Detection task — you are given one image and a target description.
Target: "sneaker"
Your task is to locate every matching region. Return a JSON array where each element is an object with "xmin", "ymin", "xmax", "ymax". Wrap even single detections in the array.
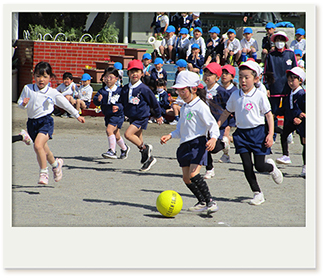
[
  {"xmin": 300, "ymin": 165, "xmax": 306, "ymax": 178},
  {"xmin": 219, "ymin": 154, "xmax": 231, "ymax": 163},
  {"xmin": 38, "ymin": 172, "xmax": 49, "ymax": 185},
  {"xmin": 276, "ymin": 155, "xmax": 292, "ymax": 165},
  {"xmin": 169, "ymin": 119, "xmax": 178, "ymax": 125},
  {"xmin": 207, "ymin": 200, "xmax": 219, "ymax": 214},
  {"xmin": 140, "ymin": 144, "xmax": 152, "ymax": 164},
  {"xmin": 19, "ymin": 129, "xmax": 32, "ymax": 145},
  {"xmin": 250, "ymin": 192, "xmax": 265, "ymax": 205},
  {"xmin": 287, "ymin": 133, "xmax": 294, "ymax": 144},
  {"xmin": 60, "ymin": 112, "xmax": 68, "ymax": 118},
  {"xmin": 204, "ymin": 168, "xmax": 215, "ymax": 179},
  {"xmin": 222, "ymin": 136, "xmax": 230, "ymax": 153},
  {"xmin": 52, "ymin": 158, "xmax": 64, "ymax": 182},
  {"xmin": 139, "ymin": 156, "xmax": 156, "ymax": 172},
  {"xmin": 266, "ymin": 158, "xmax": 283, "ymax": 184},
  {"xmin": 188, "ymin": 202, "xmax": 207, "ymax": 212},
  {"xmin": 119, "ymin": 145, "xmax": 130, "ymax": 160},
  {"xmin": 102, "ymin": 149, "xmax": 118, "ymax": 159}
]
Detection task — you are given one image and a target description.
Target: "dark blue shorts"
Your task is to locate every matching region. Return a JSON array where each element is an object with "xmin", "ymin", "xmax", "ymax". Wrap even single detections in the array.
[
  {"xmin": 27, "ymin": 114, "xmax": 54, "ymax": 141},
  {"xmin": 177, "ymin": 136, "xmax": 208, "ymax": 167},
  {"xmin": 105, "ymin": 115, "xmax": 124, "ymax": 129},
  {"xmin": 84, "ymin": 101, "xmax": 91, "ymax": 108},
  {"xmin": 129, "ymin": 118, "xmax": 148, "ymax": 130},
  {"xmin": 233, "ymin": 125, "xmax": 271, "ymax": 155}
]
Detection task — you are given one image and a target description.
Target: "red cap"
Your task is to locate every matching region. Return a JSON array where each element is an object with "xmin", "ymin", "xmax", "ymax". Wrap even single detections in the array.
[
  {"xmin": 127, "ymin": 59, "xmax": 143, "ymax": 71},
  {"xmin": 197, "ymin": 83, "xmax": 204, "ymax": 89},
  {"xmin": 222, "ymin": 64, "xmax": 236, "ymax": 77},
  {"xmin": 205, "ymin": 62, "xmax": 222, "ymax": 77}
]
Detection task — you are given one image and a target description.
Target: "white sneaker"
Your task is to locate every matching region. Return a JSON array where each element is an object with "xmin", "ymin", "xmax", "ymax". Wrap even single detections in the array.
[
  {"xmin": 287, "ymin": 133, "xmax": 294, "ymax": 144},
  {"xmin": 222, "ymin": 136, "xmax": 230, "ymax": 153},
  {"xmin": 169, "ymin": 119, "xmax": 178, "ymax": 125},
  {"xmin": 207, "ymin": 200, "xmax": 219, "ymax": 214},
  {"xmin": 266, "ymin": 158, "xmax": 283, "ymax": 184},
  {"xmin": 300, "ymin": 165, "xmax": 306, "ymax": 178},
  {"xmin": 219, "ymin": 154, "xmax": 231, "ymax": 163},
  {"xmin": 276, "ymin": 155, "xmax": 292, "ymax": 165},
  {"xmin": 188, "ymin": 202, "xmax": 207, "ymax": 212},
  {"xmin": 250, "ymin": 192, "xmax": 265, "ymax": 205},
  {"xmin": 204, "ymin": 168, "xmax": 215, "ymax": 179}
]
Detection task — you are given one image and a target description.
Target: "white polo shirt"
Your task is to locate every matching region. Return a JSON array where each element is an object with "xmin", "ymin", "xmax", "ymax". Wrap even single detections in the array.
[
  {"xmin": 75, "ymin": 84, "xmax": 93, "ymax": 102},
  {"xmin": 240, "ymin": 38, "xmax": 259, "ymax": 51},
  {"xmin": 56, "ymin": 82, "xmax": 76, "ymax": 96},
  {"xmin": 224, "ymin": 38, "xmax": 241, "ymax": 54},
  {"xmin": 226, "ymin": 87, "xmax": 271, "ymax": 129}
]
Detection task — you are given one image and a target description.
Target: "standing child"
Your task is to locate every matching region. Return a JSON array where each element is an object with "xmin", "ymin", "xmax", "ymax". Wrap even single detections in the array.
[
  {"xmin": 217, "ymin": 60, "xmax": 283, "ymax": 205},
  {"xmin": 240, "ymin": 27, "xmax": 259, "ymax": 62},
  {"xmin": 177, "ymin": 12, "xmax": 192, "ymax": 32},
  {"xmin": 275, "ymin": 67, "xmax": 306, "ymax": 177},
  {"xmin": 93, "ymin": 67, "xmax": 129, "ymax": 160},
  {"xmin": 17, "ymin": 61, "xmax": 85, "ymax": 185},
  {"xmin": 202, "ymin": 62, "xmax": 231, "ymax": 179},
  {"xmin": 113, "ymin": 62, "xmax": 124, "ymax": 87},
  {"xmin": 75, "ymin": 73, "xmax": 93, "ymax": 114},
  {"xmin": 160, "ymin": 71, "xmax": 219, "ymax": 215},
  {"xmin": 119, "ymin": 60, "xmax": 163, "ymax": 172},
  {"xmin": 223, "ymin": 29, "xmax": 242, "ymax": 66},
  {"xmin": 189, "ymin": 12, "xmax": 201, "ymax": 37}
]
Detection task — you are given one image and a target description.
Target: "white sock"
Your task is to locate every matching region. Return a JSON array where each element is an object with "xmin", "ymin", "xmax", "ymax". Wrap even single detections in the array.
[
  {"xmin": 117, "ymin": 138, "xmax": 127, "ymax": 151},
  {"xmin": 40, "ymin": 167, "xmax": 48, "ymax": 174},
  {"xmin": 108, "ymin": 135, "xmax": 116, "ymax": 152},
  {"xmin": 51, "ymin": 159, "xmax": 58, "ymax": 168}
]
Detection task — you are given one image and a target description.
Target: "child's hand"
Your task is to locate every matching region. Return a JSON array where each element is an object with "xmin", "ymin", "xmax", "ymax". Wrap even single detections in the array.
[
  {"xmin": 77, "ymin": 116, "xmax": 85, "ymax": 123},
  {"xmin": 156, "ymin": 116, "xmax": 164, "ymax": 125},
  {"xmin": 299, "ymin": 112, "xmax": 306, "ymax": 119},
  {"xmin": 206, "ymin": 138, "xmax": 217, "ymax": 151},
  {"xmin": 22, "ymin": 97, "xmax": 30, "ymax": 106},
  {"xmin": 207, "ymin": 41, "xmax": 213, "ymax": 47},
  {"xmin": 160, "ymin": 134, "xmax": 171, "ymax": 144},
  {"xmin": 112, "ymin": 105, "xmax": 119, "ymax": 113},
  {"xmin": 265, "ymin": 133, "xmax": 273, "ymax": 148},
  {"xmin": 97, "ymin": 94, "xmax": 103, "ymax": 102},
  {"xmin": 293, "ymin": 117, "xmax": 302, "ymax": 125}
]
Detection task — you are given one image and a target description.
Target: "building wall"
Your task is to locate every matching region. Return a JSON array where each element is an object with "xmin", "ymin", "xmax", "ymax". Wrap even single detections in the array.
[{"xmin": 16, "ymin": 40, "xmax": 127, "ymax": 93}]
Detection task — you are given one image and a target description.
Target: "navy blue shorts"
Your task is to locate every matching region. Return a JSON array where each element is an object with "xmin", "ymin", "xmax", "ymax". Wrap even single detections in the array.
[
  {"xmin": 129, "ymin": 118, "xmax": 148, "ymax": 130},
  {"xmin": 233, "ymin": 125, "xmax": 271, "ymax": 155},
  {"xmin": 27, "ymin": 114, "xmax": 54, "ymax": 141},
  {"xmin": 177, "ymin": 136, "xmax": 208, "ymax": 167},
  {"xmin": 84, "ymin": 101, "xmax": 91, "ymax": 109},
  {"xmin": 105, "ymin": 115, "xmax": 124, "ymax": 129}
]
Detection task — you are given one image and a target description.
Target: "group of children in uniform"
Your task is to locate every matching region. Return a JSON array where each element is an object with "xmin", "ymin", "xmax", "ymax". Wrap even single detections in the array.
[{"xmin": 16, "ymin": 21, "xmax": 306, "ymax": 215}]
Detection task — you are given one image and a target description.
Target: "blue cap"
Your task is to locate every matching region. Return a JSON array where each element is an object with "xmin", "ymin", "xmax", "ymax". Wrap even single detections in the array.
[
  {"xmin": 227, "ymin": 28, "xmax": 236, "ymax": 35},
  {"xmin": 81, "ymin": 73, "xmax": 91, "ymax": 81},
  {"xmin": 193, "ymin": 27, "xmax": 203, "ymax": 33},
  {"xmin": 154, "ymin": 57, "xmax": 164, "ymax": 65},
  {"xmin": 296, "ymin": 28, "xmax": 305, "ymax": 36},
  {"xmin": 243, "ymin": 27, "xmax": 253, "ymax": 34},
  {"xmin": 209, "ymin": 26, "xmax": 220, "ymax": 34},
  {"xmin": 113, "ymin": 62, "xmax": 123, "ymax": 70},
  {"xmin": 265, "ymin": 22, "xmax": 276, "ymax": 29},
  {"xmin": 294, "ymin": 49, "xmax": 303, "ymax": 56},
  {"xmin": 166, "ymin": 25, "xmax": 176, "ymax": 33},
  {"xmin": 191, "ymin": 43, "xmax": 200, "ymax": 49},
  {"xmin": 142, "ymin": 53, "xmax": 151, "ymax": 60},
  {"xmin": 179, "ymin": 27, "xmax": 189, "ymax": 34},
  {"xmin": 175, "ymin": 59, "xmax": 187, "ymax": 68}
]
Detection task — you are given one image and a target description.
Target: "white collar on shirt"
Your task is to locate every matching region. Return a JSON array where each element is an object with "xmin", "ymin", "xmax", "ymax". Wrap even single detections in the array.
[
  {"xmin": 185, "ymin": 96, "xmax": 200, "ymax": 107},
  {"xmin": 128, "ymin": 80, "xmax": 142, "ymax": 89},
  {"xmin": 205, "ymin": 83, "xmax": 219, "ymax": 95},
  {"xmin": 240, "ymin": 86, "xmax": 257, "ymax": 97},
  {"xmin": 105, "ymin": 85, "xmax": 118, "ymax": 93},
  {"xmin": 34, "ymin": 83, "xmax": 50, "ymax": 93}
]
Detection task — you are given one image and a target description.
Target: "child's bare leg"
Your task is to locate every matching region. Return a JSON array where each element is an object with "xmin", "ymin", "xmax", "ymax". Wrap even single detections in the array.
[
  {"xmin": 65, "ymin": 95, "xmax": 76, "ymax": 106},
  {"xmin": 33, "ymin": 133, "xmax": 51, "ymax": 170},
  {"xmin": 124, "ymin": 124, "xmax": 143, "ymax": 149}
]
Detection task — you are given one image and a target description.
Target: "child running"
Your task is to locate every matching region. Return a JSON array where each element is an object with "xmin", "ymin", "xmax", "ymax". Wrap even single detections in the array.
[
  {"xmin": 119, "ymin": 59, "xmax": 163, "ymax": 172},
  {"xmin": 17, "ymin": 61, "xmax": 85, "ymax": 185},
  {"xmin": 217, "ymin": 60, "xmax": 283, "ymax": 205},
  {"xmin": 93, "ymin": 67, "xmax": 130, "ymax": 160},
  {"xmin": 160, "ymin": 70, "xmax": 219, "ymax": 215}
]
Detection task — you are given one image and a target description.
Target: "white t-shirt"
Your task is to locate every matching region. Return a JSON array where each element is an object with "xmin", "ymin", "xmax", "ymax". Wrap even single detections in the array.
[
  {"xmin": 161, "ymin": 34, "xmax": 177, "ymax": 48},
  {"xmin": 224, "ymin": 38, "xmax": 241, "ymax": 54},
  {"xmin": 290, "ymin": 39, "xmax": 306, "ymax": 55},
  {"xmin": 186, "ymin": 37, "xmax": 206, "ymax": 57},
  {"xmin": 159, "ymin": 14, "xmax": 169, "ymax": 28},
  {"xmin": 240, "ymin": 37, "xmax": 259, "ymax": 52},
  {"xmin": 170, "ymin": 96, "xmax": 220, "ymax": 144},
  {"xmin": 56, "ymin": 82, "xmax": 76, "ymax": 96},
  {"xmin": 17, "ymin": 83, "xmax": 80, "ymax": 119},
  {"xmin": 226, "ymin": 87, "xmax": 271, "ymax": 129},
  {"xmin": 75, "ymin": 84, "xmax": 93, "ymax": 102}
]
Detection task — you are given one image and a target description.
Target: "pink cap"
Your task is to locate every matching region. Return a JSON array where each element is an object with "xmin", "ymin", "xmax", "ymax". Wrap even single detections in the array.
[
  {"xmin": 205, "ymin": 62, "xmax": 222, "ymax": 77},
  {"xmin": 222, "ymin": 64, "xmax": 236, "ymax": 77},
  {"xmin": 127, "ymin": 59, "xmax": 143, "ymax": 71},
  {"xmin": 270, "ymin": 31, "xmax": 289, "ymax": 42}
]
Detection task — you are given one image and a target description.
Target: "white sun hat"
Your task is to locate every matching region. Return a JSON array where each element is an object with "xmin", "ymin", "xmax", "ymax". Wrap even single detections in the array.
[
  {"xmin": 239, "ymin": 60, "xmax": 262, "ymax": 77},
  {"xmin": 286, "ymin": 66, "xmax": 306, "ymax": 82},
  {"xmin": 172, "ymin": 71, "xmax": 200, "ymax": 89},
  {"xmin": 270, "ymin": 31, "xmax": 289, "ymax": 42}
]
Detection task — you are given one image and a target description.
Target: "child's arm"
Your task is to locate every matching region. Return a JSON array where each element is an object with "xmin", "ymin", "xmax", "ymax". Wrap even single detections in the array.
[
  {"xmin": 217, "ymin": 109, "xmax": 231, "ymax": 127},
  {"xmin": 264, "ymin": 111, "xmax": 274, "ymax": 147},
  {"xmin": 160, "ymin": 133, "xmax": 172, "ymax": 144}
]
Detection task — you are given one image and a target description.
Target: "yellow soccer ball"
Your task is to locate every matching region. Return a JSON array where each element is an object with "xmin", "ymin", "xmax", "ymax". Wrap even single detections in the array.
[{"xmin": 156, "ymin": 190, "xmax": 183, "ymax": 217}]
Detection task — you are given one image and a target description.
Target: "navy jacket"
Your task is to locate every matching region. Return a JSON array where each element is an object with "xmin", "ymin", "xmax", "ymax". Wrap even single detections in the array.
[
  {"xmin": 93, "ymin": 87, "xmax": 124, "ymax": 118},
  {"xmin": 150, "ymin": 68, "xmax": 168, "ymax": 82},
  {"xmin": 275, "ymin": 87, "xmax": 305, "ymax": 125},
  {"xmin": 187, "ymin": 54, "xmax": 205, "ymax": 69},
  {"xmin": 119, "ymin": 82, "xmax": 162, "ymax": 120},
  {"xmin": 209, "ymin": 86, "xmax": 231, "ymax": 129},
  {"xmin": 264, "ymin": 49, "xmax": 297, "ymax": 97},
  {"xmin": 158, "ymin": 90, "xmax": 170, "ymax": 110}
]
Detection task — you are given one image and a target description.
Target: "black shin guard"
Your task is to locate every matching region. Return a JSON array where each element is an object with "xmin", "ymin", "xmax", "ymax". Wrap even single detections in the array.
[
  {"xmin": 186, "ymin": 182, "xmax": 205, "ymax": 203},
  {"xmin": 190, "ymin": 174, "xmax": 212, "ymax": 204}
]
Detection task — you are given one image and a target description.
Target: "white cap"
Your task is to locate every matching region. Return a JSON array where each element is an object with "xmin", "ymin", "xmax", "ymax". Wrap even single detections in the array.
[
  {"xmin": 270, "ymin": 31, "xmax": 289, "ymax": 42},
  {"xmin": 239, "ymin": 60, "xmax": 262, "ymax": 77},
  {"xmin": 172, "ymin": 71, "xmax": 200, "ymax": 88},
  {"xmin": 192, "ymin": 12, "xmax": 200, "ymax": 17},
  {"xmin": 286, "ymin": 67, "xmax": 306, "ymax": 82}
]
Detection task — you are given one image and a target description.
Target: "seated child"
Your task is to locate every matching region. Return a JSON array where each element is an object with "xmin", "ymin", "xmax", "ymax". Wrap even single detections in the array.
[
  {"xmin": 223, "ymin": 28, "xmax": 242, "ymax": 66},
  {"xmin": 56, "ymin": 72, "xmax": 77, "ymax": 117},
  {"xmin": 261, "ymin": 22, "xmax": 276, "ymax": 65},
  {"xmin": 154, "ymin": 79, "xmax": 174, "ymax": 121},
  {"xmin": 175, "ymin": 28, "xmax": 190, "ymax": 60},
  {"xmin": 204, "ymin": 26, "xmax": 224, "ymax": 65},
  {"xmin": 187, "ymin": 43, "xmax": 205, "ymax": 74},
  {"xmin": 150, "ymin": 57, "xmax": 168, "ymax": 90},
  {"xmin": 290, "ymin": 28, "xmax": 306, "ymax": 61},
  {"xmin": 159, "ymin": 25, "xmax": 177, "ymax": 64},
  {"xmin": 174, "ymin": 59, "xmax": 187, "ymax": 83},
  {"xmin": 240, "ymin": 27, "xmax": 259, "ymax": 62},
  {"xmin": 113, "ymin": 62, "xmax": 124, "ymax": 87},
  {"xmin": 141, "ymin": 53, "xmax": 154, "ymax": 86},
  {"xmin": 74, "ymin": 73, "xmax": 93, "ymax": 114},
  {"xmin": 186, "ymin": 27, "xmax": 206, "ymax": 59},
  {"xmin": 294, "ymin": 49, "xmax": 305, "ymax": 69}
]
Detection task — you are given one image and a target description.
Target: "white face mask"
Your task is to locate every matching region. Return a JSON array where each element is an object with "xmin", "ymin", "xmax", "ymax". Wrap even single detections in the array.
[{"xmin": 275, "ymin": 41, "xmax": 285, "ymax": 49}]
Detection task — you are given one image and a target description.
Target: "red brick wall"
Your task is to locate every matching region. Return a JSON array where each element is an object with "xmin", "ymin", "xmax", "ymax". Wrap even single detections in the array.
[{"xmin": 16, "ymin": 40, "xmax": 127, "ymax": 93}]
